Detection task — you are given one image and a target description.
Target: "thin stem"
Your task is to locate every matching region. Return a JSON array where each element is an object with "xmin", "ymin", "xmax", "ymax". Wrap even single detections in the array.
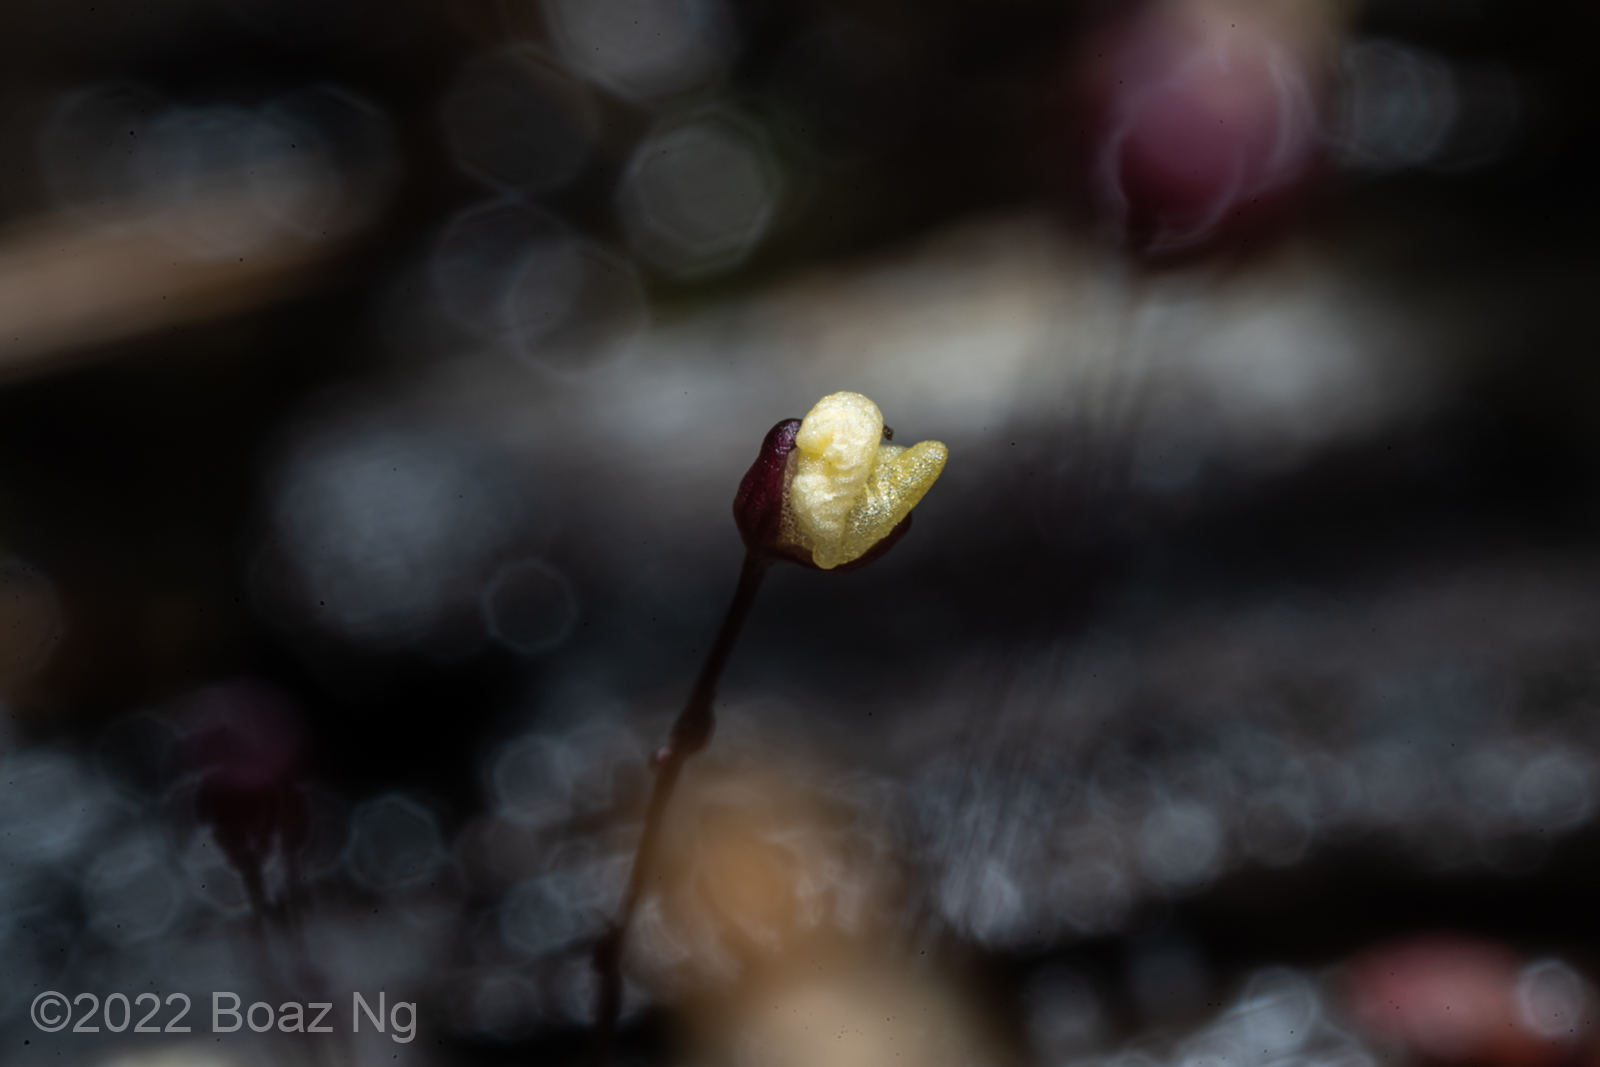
[{"xmin": 591, "ymin": 549, "xmax": 772, "ymax": 1065}]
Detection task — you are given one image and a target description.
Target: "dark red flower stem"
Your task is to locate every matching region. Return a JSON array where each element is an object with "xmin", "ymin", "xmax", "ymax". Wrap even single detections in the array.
[{"xmin": 591, "ymin": 548, "xmax": 772, "ymax": 1065}]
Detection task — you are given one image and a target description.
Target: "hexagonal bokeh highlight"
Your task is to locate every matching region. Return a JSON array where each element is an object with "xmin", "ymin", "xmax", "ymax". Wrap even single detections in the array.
[
  {"xmin": 543, "ymin": 0, "xmax": 735, "ymax": 104},
  {"xmin": 616, "ymin": 111, "xmax": 781, "ymax": 278},
  {"xmin": 429, "ymin": 198, "xmax": 649, "ymax": 372}
]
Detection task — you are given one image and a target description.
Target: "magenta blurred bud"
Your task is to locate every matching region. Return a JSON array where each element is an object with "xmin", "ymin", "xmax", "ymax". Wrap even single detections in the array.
[
  {"xmin": 1086, "ymin": 5, "xmax": 1322, "ymax": 255},
  {"xmin": 1340, "ymin": 934, "xmax": 1572, "ymax": 1067},
  {"xmin": 187, "ymin": 681, "xmax": 308, "ymax": 901}
]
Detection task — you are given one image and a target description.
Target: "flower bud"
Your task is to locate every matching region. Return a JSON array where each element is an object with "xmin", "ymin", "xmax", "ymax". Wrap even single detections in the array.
[
  {"xmin": 733, "ymin": 392, "xmax": 947, "ymax": 570},
  {"xmin": 1340, "ymin": 935, "xmax": 1567, "ymax": 1067},
  {"xmin": 186, "ymin": 681, "xmax": 308, "ymax": 905},
  {"xmin": 733, "ymin": 417, "xmax": 801, "ymax": 558},
  {"xmin": 1083, "ymin": 1, "xmax": 1324, "ymax": 256}
]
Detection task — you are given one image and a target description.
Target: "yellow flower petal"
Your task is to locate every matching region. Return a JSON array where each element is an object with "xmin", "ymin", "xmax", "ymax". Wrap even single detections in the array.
[{"xmin": 789, "ymin": 392, "xmax": 947, "ymax": 570}]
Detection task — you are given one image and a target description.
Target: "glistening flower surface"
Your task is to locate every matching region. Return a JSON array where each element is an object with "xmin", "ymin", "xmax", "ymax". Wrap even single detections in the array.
[
  {"xmin": 791, "ymin": 392, "xmax": 947, "ymax": 570},
  {"xmin": 734, "ymin": 391, "xmax": 948, "ymax": 570}
]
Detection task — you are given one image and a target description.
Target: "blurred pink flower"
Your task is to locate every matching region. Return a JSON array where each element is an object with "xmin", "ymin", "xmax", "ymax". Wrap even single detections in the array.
[
  {"xmin": 1341, "ymin": 934, "xmax": 1572, "ymax": 1067},
  {"xmin": 187, "ymin": 680, "xmax": 308, "ymax": 907},
  {"xmin": 1085, "ymin": 3, "xmax": 1322, "ymax": 255}
]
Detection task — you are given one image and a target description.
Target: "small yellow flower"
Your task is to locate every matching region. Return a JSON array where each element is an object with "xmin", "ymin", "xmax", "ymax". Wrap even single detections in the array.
[{"xmin": 788, "ymin": 392, "xmax": 947, "ymax": 570}]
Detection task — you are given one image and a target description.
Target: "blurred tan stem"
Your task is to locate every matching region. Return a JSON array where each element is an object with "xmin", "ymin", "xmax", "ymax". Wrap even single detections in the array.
[{"xmin": 591, "ymin": 549, "xmax": 772, "ymax": 1064}]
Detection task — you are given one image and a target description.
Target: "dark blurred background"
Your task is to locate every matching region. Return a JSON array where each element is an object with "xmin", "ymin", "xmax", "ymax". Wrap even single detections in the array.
[{"xmin": 2, "ymin": 2, "xmax": 1600, "ymax": 1067}]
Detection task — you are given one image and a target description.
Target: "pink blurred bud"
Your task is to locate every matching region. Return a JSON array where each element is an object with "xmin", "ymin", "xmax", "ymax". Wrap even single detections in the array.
[
  {"xmin": 1084, "ymin": 3, "xmax": 1322, "ymax": 255},
  {"xmin": 186, "ymin": 681, "xmax": 308, "ymax": 906},
  {"xmin": 1340, "ymin": 935, "xmax": 1570, "ymax": 1067},
  {"xmin": 189, "ymin": 681, "xmax": 300, "ymax": 790}
]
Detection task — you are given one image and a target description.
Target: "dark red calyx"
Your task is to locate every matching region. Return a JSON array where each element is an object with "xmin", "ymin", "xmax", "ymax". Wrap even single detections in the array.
[
  {"xmin": 732, "ymin": 418, "xmax": 800, "ymax": 554},
  {"xmin": 731, "ymin": 416, "xmax": 916, "ymax": 571}
]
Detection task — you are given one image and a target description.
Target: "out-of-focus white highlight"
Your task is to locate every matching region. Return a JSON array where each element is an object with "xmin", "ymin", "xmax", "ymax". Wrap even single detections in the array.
[
  {"xmin": 44, "ymin": 83, "xmax": 394, "ymax": 258},
  {"xmin": 86, "ymin": 833, "xmax": 185, "ymax": 943},
  {"xmin": 0, "ymin": 752, "xmax": 113, "ymax": 863},
  {"xmin": 347, "ymin": 794, "xmax": 447, "ymax": 892},
  {"xmin": 432, "ymin": 200, "xmax": 570, "ymax": 341},
  {"xmin": 1139, "ymin": 800, "xmax": 1224, "ymax": 889},
  {"xmin": 1091, "ymin": 966, "xmax": 1373, "ymax": 1067},
  {"xmin": 505, "ymin": 239, "xmax": 650, "ymax": 373},
  {"xmin": 544, "ymin": 0, "xmax": 735, "ymax": 103},
  {"xmin": 618, "ymin": 111, "xmax": 781, "ymax": 278},
  {"xmin": 183, "ymin": 827, "xmax": 253, "ymax": 914},
  {"xmin": 1515, "ymin": 959, "xmax": 1588, "ymax": 1040},
  {"xmin": 1332, "ymin": 40, "xmax": 1518, "ymax": 173},
  {"xmin": 1026, "ymin": 967, "xmax": 1106, "ymax": 1061},
  {"xmin": 430, "ymin": 199, "xmax": 648, "ymax": 372},
  {"xmin": 499, "ymin": 852, "xmax": 628, "ymax": 957},
  {"xmin": 264, "ymin": 424, "xmax": 535, "ymax": 647},
  {"xmin": 483, "ymin": 560, "xmax": 578, "ymax": 655},
  {"xmin": 38, "ymin": 82, "xmax": 166, "ymax": 213},
  {"xmin": 6, "ymin": 82, "xmax": 395, "ymax": 379},
  {"xmin": 1512, "ymin": 750, "xmax": 1592, "ymax": 831},
  {"xmin": 1334, "ymin": 40, "xmax": 1455, "ymax": 171},
  {"xmin": 487, "ymin": 723, "xmax": 644, "ymax": 834}
]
